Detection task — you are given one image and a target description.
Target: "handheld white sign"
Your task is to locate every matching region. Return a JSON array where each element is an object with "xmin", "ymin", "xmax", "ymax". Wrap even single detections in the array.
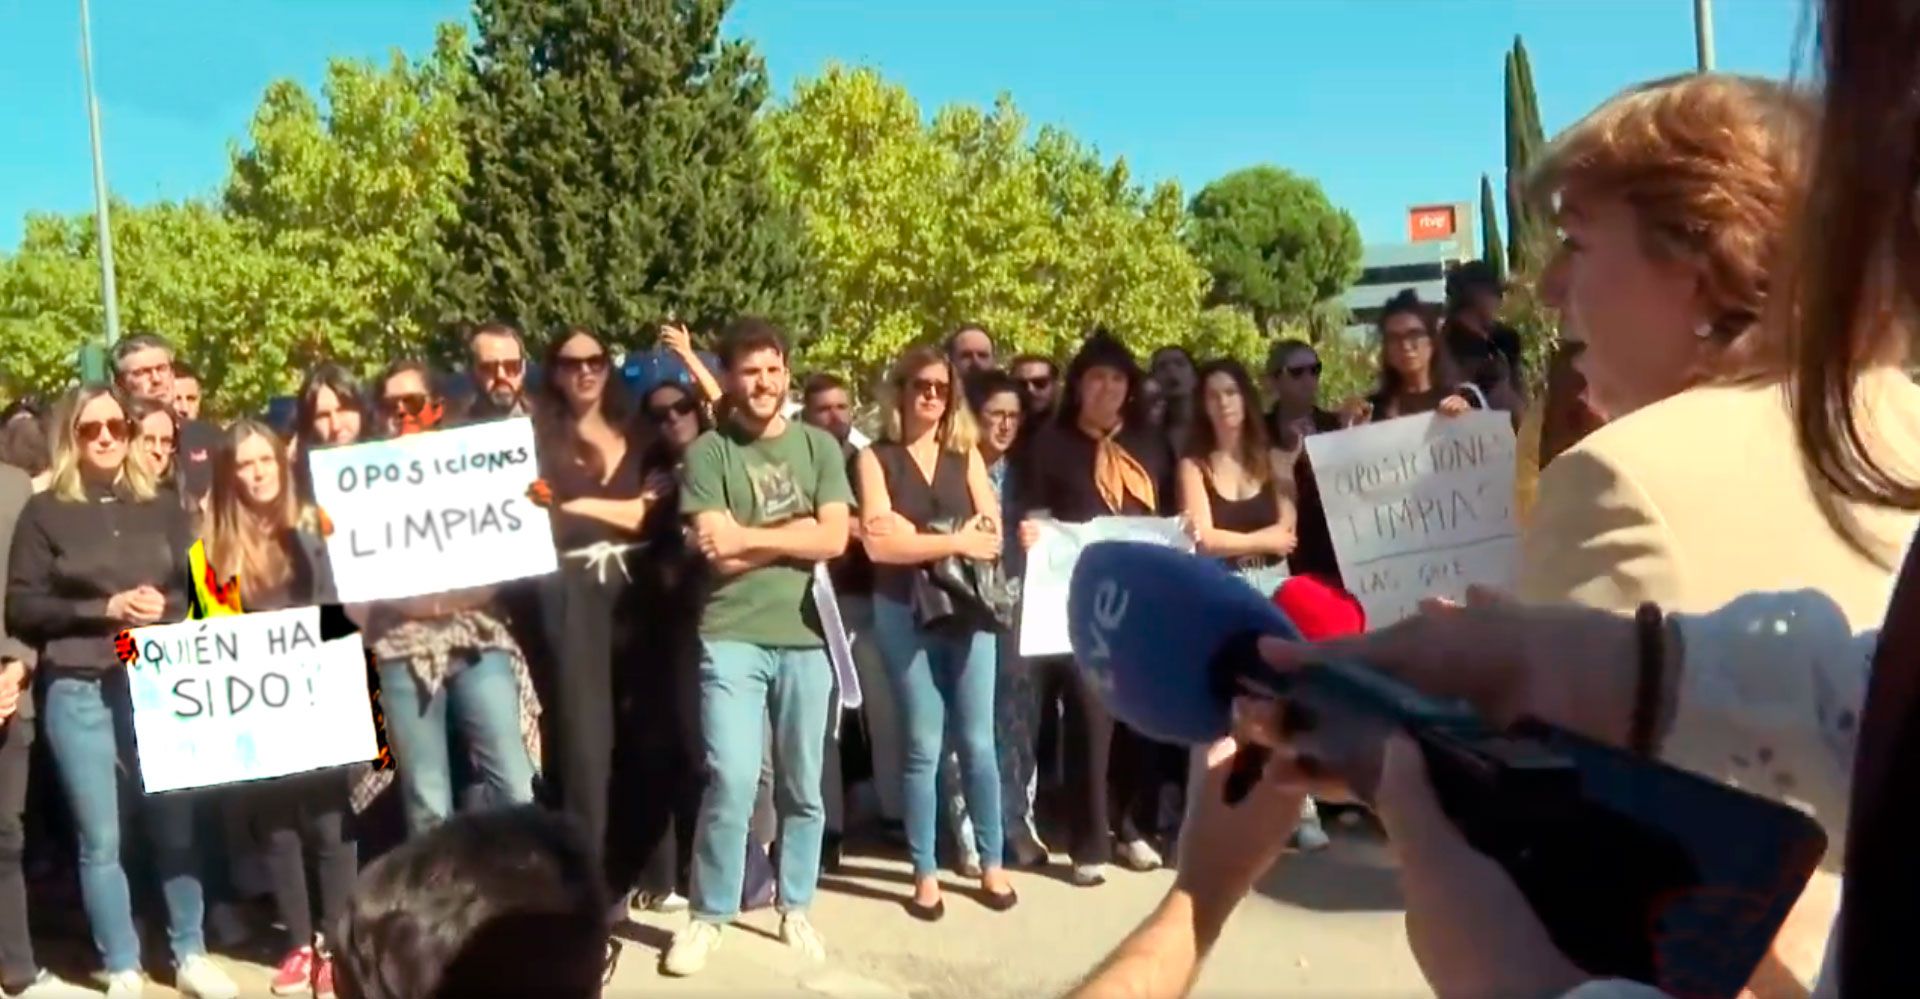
[
  {"xmin": 1018, "ymin": 516, "xmax": 1193, "ymax": 657},
  {"xmin": 1304, "ymin": 411, "xmax": 1519, "ymax": 627},
  {"xmin": 125, "ymin": 607, "xmax": 380, "ymax": 793},
  {"xmin": 307, "ymin": 418, "xmax": 558, "ymax": 602}
]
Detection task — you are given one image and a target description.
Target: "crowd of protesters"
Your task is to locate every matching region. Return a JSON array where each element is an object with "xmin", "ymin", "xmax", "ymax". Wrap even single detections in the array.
[{"xmin": 0, "ymin": 266, "xmax": 1526, "ymax": 997}]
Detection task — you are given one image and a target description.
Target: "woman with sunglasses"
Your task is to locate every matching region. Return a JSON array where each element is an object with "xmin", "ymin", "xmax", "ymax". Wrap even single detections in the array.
[
  {"xmin": 4, "ymin": 384, "xmax": 238, "ymax": 998},
  {"xmin": 1340, "ymin": 290, "xmax": 1481, "ymax": 427},
  {"xmin": 346, "ymin": 360, "xmax": 540, "ymax": 839},
  {"xmin": 202, "ymin": 419, "xmax": 356, "ymax": 998},
  {"xmin": 857, "ymin": 346, "xmax": 1017, "ymax": 919},
  {"xmin": 529, "ymin": 328, "xmax": 667, "ymax": 921},
  {"xmin": 627, "ymin": 380, "xmax": 712, "ymax": 913}
]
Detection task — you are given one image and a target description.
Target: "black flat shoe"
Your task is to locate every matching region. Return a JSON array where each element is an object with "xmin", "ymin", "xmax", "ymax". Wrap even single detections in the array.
[
  {"xmin": 906, "ymin": 896, "xmax": 946, "ymax": 922},
  {"xmin": 981, "ymin": 887, "xmax": 1019, "ymax": 913}
]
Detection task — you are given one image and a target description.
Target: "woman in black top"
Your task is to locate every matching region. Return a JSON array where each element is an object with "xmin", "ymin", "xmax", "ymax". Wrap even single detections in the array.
[
  {"xmin": 627, "ymin": 380, "xmax": 711, "ymax": 913},
  {"xmin": 4, "ymin": 384, "xmax": 237, "ymax": 997},
  {"xmin": 291, "ymin": 364, "xmax": 368, "ymax": 508},
  {"xmin": 1016, "ymin": 331, "xmax": 1179, "ymax": 885},
  {"xmin": 1176, "ymin": 359, "xmax": 1297, "ymax": 590},
  {"xmin": 202, "ymin": 419, "xmax": 355, "ymax": 997},
  {"xmin": 531, "ymin": 328, "xmax": 668, "ymax": 919},
  {"xmin": 1342, "ymin": 289, "xmax": 1481, "ymax": 425},
  {"xmin": 857, "ymin": 346, "xmax": 1014, "ymax": 919}
]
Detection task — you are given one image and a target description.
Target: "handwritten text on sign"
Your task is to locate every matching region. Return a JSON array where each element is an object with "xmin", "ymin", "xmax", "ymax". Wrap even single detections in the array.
[
  {"xmin": 1020, "ymin": 517, "xmax": 1193, "ymax": 657},
  {"xmin": 307, "ymin": 417, "xmax": 557, "ymax": 602},
  {"xmin": 125, "ymin": 607, "xmax": 380, "ymax": 793},
  {"xmin": 1304, "ymin": 412, "xmax": 1518, "ymax": 627}
]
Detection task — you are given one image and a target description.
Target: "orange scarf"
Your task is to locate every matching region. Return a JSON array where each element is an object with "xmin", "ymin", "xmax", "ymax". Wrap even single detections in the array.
[{"xmin": 1089, "ymin": 424, "xmax": 1156, "ymax": 514}]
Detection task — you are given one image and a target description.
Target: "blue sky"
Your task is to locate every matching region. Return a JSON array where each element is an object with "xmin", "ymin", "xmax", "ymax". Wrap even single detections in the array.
[{"xmin": 1, "ymin": 0, "xmax": 1808, "ymax": 251}]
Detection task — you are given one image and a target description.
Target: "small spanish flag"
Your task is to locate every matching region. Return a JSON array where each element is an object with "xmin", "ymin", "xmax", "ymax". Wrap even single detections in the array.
[{"xmin": 186, "ymin": 539, "xmax": 245, "ymax": 619}]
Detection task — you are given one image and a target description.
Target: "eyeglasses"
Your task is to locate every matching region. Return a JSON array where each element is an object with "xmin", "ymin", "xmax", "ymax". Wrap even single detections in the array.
[
  {"xmin": 1019, "ymin": 376, "xmax": 1053, "ymax": 391},
  {"xmin": 1384, "ymin": 327, "xmax": 1432, "ymax": 346},
  {"xmin": 981, "ymin": 409, "xmax": 1021, "ymax": 426},
  {"xmin": 555, "ymin": 354, "xmax": 608, "ymax": 375},
  {"xmin": 648, "ymin": 397, "xmax": 698, "ymax": 423},
  {"xmin": 77, "ymin": 419, "xmax": 132, "ymax": 442},
  {"xmin": 909, "ymin": 377, "xmax": 951, "ymax": 399},
  {"xmin": 120, "ymin": 363, "xmax": 170, "ymax": 383},
  {"xmin": 476, "ymin": 359, "xmax": 525, "ymax": 380},
  {"xmin": 383, "ymin": 394, "xmax": 430, "ymax": 418},
  {"xmin": 1273, "ymin": 362, "xmax": 1323, "ymax": 378}
]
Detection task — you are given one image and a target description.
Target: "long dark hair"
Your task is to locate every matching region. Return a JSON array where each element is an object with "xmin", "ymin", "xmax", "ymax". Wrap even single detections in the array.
[
  {"xmin": 1800, "ymin": 2, "xmax": 1920, "ymax": 992},
  {"xmin": 1056, "ymin": 329, "xmax": 1149, "ymax": 431},
  {"xmin": 639, "ymin": 381, "xmax": 710, "ymax": 471},
  {"xmin": 534, "ymin": 327, "xmax": 638, "ymax": 481},
  {"xmin": 1372, "ymin": 289, "xmax": 1462, "ymax": 407},
  {"xmin": 1184, "ymin": 359, "xmax": 1274, "ymax": 486},
  {"xmin": 296, "ymin": 364, "xmax": 368, "ymax": 449}
]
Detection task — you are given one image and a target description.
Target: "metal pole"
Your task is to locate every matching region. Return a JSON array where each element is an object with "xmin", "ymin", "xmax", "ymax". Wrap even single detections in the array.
[
  {"xmin": 79, "ymin": 0, "xmax": 121, "ymax": 350},
  {"xmin": 1694, "ymin": 0, "xmax": 1716, "ymax": 72}
]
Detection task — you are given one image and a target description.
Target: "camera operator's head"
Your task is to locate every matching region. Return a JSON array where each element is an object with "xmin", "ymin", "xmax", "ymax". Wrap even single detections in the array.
[{"xmin": 334, "ymin": 806, "xmax": 607, "ymax": 999}]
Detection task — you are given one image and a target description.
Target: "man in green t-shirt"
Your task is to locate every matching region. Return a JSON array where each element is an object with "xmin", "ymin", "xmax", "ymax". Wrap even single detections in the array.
[{"xmin": 664, "ymin": 318, "xmax": 852, "ymax": 977}]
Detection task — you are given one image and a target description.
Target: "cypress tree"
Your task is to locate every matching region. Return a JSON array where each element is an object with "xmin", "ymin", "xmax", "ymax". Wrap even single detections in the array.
[
  {"xmin": 439, "ymin": 0, "xmax": 815, "ymax": 344},
  {"xmin": 1479, "ymin": 173, "xmax": 1506, "ymax": 282},
  {"xmin": 1504, "ymin": 36, "xmax": 1548, "ymax": 274}
]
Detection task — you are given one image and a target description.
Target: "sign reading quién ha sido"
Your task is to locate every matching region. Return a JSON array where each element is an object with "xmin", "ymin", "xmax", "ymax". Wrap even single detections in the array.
[
  {"xmin": 1305, "ymin": 411, "xmax": 1519, "ymax": 627},
  {"xmin": 124, "ymin": 606, "xmax": 380, "ymax": 793},
  {"xmin": 306, "ymin": 417, "xmax": 558, "ymax": 602}
]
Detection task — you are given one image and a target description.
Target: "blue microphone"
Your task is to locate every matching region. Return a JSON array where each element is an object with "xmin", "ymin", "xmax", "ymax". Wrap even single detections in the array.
[{"xmin": 1065, "ymin": 541, "xmax": 1299, "ymax": 747}]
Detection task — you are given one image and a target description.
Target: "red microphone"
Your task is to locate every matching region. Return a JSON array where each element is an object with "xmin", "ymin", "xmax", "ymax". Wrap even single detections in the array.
[{"xmin": 1221, "ymin": 574, "xmax": 1367, "ymax": 804}]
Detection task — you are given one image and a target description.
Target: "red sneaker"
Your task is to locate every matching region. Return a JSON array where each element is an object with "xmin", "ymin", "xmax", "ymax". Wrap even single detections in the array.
[
  {"xmin": 312, "ymin": 954, "xmax": 336, "ymax": 999},
  {"xmin": 271, "ymin": 946, "xmax": 315, "ymax": 996}
]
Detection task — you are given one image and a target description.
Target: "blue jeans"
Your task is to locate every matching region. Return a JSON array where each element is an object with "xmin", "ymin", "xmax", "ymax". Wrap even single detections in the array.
[
  {"xmin": 377, "ymin": 650, "xmax": 535, "ymax": 836},
  {"xmin": 873, "ymin": 599, "xmax": 1004, "ymax": 876},
  {"xmin": 691, "ymin": 642, "xmax": 833, "ymax": 923},
  {"xmin": 42, "ymin": 677, "xmax": 206, "ymax": 973}
]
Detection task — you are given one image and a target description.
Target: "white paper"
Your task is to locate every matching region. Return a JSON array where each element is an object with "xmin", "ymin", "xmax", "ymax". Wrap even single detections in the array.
[
  {"xmin": 125, "ymin": 607, "xmax": 380, "ymax": 793},
  {"xmin": 1304, "ymin": 411, "xmax": 1519, "ymax": 628},
  {"xmin": 307, "ymin": 418, "xmax": 558, "ymax": 602},
  {"xmin": 1018, "ymin": 516, "xmax": 1193, "ymax": 657},
  {"xmin": 811, "ymin": 563, "xmax": 862, "ymax": 711}
]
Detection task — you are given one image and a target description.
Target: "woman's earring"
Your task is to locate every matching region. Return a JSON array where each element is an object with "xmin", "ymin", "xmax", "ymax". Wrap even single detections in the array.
[{"xmin": 1693, "ymin": 320, "xmax": 1714, "ymax": 339}]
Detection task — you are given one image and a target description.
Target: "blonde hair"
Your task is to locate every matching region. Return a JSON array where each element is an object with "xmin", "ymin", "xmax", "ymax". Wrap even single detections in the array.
[
  {"xmin": 880, "ymin": 347, "xmax": 978, "ymax": 454},
  {"xmin": 1529, "ymin": 73, "xmax": 1813, "ymax": 378},
  {"xmin": 47, "ymin": 384, "xmax": 157, "ymax": 503},
  {"xmin": 204, "ymin": 419, "xmax": 301, "ymax": 605}
]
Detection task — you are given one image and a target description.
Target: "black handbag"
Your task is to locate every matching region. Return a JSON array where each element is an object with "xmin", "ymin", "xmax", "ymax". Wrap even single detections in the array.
[{"xmin": 910, "ymin": 518, "xmax": 1018, "ymax": 632}]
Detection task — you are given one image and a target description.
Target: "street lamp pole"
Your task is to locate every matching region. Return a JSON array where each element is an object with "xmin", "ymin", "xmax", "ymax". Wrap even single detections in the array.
[
  {"xmin": 79, "ymin": 0, "xmax": 121, "ymax": 357},
  {"xmin": 1694, "ymin": 0, "xmax": 1716, "ymax": 72}
]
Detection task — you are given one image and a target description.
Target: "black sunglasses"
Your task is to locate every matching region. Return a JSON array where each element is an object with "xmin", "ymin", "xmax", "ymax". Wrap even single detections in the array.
[
  {"xmin": 383, "ymin": 393, "xmax": 430, "ymax": 417},
  {"xmin": 648, "ymin": 397, "xmax": 698, "ymax": 423},
  {"xmin": 1020, "ymin": 376, "xmax": 1053, "ymax": 391},
  {"xmin": 1274, "ymin": 362, "xmax": 1323, "ymax": 378},
  {"xmin": 555, "ymin": 353, "xmax": 609, "ymax": 375}
]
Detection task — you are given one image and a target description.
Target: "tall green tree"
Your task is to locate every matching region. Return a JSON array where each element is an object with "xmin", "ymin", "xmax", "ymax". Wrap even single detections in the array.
[
  {"xmin": 761, "ymin": 65, "xmax": 1220, "ymax": 379},
  {"xmin": 1479, "ymin": 173, "xmax": 1507, "ymax": 281},
  {"xmin": 1504, "ymin": 36, "xmax": 1549, "ymax": 273},
  {"xmin": 1184, "ymin": 165, "xmax": 1362, "ymax": 335},
  {"xmin": 442, "ymin": 0, "xmax": 814, "ymax": 344},
  {"xmin": 225, "ymin": 23, "xmax": 471, "ymax": 376},
  {"xmin": 0, "ymin": 201, "xmax": 313, "ymax": 410}
]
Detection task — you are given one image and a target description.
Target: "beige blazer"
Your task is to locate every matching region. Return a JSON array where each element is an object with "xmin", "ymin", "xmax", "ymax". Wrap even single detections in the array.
[
  {"xmin": 1519, "ymin": 367, "xmax": 1920, "ymax": 996},
  {"xmin": 1520, "ymin": 368, "xmax": 1920, "ymax": 628}
]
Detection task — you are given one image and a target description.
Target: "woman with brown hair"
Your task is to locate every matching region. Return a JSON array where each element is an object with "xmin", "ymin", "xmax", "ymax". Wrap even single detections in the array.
[
  {"xmin": 1224, "ymin": 22, "xmax": 1920, "ymax": 997},
  {"xmin": 1340, "ymin": 290, "xmax": 1481, "ymax": 426},
  {"xmin": 203, "ymin": 419, "xmax": 355, "ymax": 998},
  {"xmin": 857, "ymin": 346, "xmax": 1015, "ymax": 919}
]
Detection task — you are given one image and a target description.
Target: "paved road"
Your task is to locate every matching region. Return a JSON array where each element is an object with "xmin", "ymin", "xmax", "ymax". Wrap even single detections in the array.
[{"xmin": 37, "ymin": 824, "xmax": 1424, "ymax": 997}]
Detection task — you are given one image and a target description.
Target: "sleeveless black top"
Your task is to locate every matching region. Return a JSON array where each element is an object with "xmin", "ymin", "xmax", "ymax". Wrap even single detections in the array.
[
  {"xmin": 546, "ymin": 434, "xmax": 645, "ymax": 550},
  {"xmin": 870, "ymin": 442, "xmax": 975, "ymax": 603},
  {"xmin": 1204, "ymin": 468, "xmax": 1282, "ymax": 570}
]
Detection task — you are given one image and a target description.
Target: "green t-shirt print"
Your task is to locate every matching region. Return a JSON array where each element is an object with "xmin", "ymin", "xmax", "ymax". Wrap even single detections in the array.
[{"xmin": 680, "ymin": 420, "xmax": 854, "ymax": 647}]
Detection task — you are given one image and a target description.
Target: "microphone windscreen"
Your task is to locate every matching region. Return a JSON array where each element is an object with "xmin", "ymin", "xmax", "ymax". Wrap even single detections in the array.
[
  {"xmin": 1067, "ymin": 542, "xmax": 1298, "ymax": 745},
  {"xmin": 1273, "ymin": 574, "xmax": 1367, "ymax": 641}
]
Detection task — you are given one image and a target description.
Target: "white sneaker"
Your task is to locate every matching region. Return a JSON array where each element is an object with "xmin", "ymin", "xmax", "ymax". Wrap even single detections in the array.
[
  {"xmin": 103, "ymin": 971, "xmax": 144, "ymax": 999},
  {"xmin": 662, "ymin": 920, "xmax": 722, "ymax": 977},
  {"xmin": 175, "ymin": 955, "xmax": 239, "ymax": 999},
  {"xmin": 1117, "ymin": 838, "xmax": 1163, "ymax": 871},
  {"xmin": 780, "ymin": 911, "xmax": 826, "ymax": 962},
  {"xmin": 11, "ymin": 971, "xmax": 98, "ymax": 998}
]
